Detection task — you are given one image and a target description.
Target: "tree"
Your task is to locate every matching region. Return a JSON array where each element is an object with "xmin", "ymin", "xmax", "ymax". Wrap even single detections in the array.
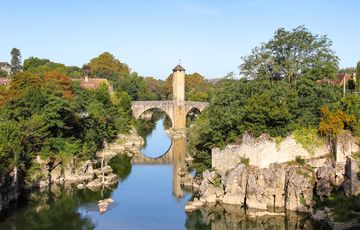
[
  {"xmin": 348, "ymin": 78, "xmax": 356, "ymax": 93},
  {"xmin": 88, "ymin": 52, "xmax": 130, "ymax": 80},
  {"xmin": 319, "ymin": 106, "xmax": 355, "ymax": 144},
  {"xmin": 23, "ymin": 57, "xmax": 51, "ymax": 71},
  {"xmin": 0, "ymin": 70, "xmax": 8, "ymax": 78},
  {"xmin": 10, "ymin": 48, "xmax": 22, "ymax": 74},
  {"xmin": 357, "ymin": 61, "xmax": 360, "ymax": 90},
  {"xmin": 240, "ymin": 26, "xmax": 339, "ymax": 83}
]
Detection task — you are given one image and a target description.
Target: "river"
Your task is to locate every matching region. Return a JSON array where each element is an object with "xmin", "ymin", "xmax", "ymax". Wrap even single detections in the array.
[{"xmin": 0, "ymin": 110, "xmax": 328, "ymax": 229}]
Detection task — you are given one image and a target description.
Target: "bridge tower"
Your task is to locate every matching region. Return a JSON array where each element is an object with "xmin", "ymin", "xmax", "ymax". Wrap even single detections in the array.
[{"xmin": 172, "ymin": 65, "xmax": 186, "ymax": 129}]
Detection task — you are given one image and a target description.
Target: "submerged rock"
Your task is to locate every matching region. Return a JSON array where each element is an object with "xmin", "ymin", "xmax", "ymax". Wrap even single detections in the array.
[{"xmin": 98, "ymin": 198, "xmax": 114, "ymax": 214}]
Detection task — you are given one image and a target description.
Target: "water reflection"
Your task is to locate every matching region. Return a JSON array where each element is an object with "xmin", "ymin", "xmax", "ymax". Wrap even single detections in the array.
[
  {"xmin": 185, "ymin": 205, "xmax": 330, "ymax": 230},
  {"xmin": 0, "ymin": 186, "xmax": 109, "ymax": 230},
  {"xmin": 138, "ymin": 109, "xmax": 172, "ymax": 158},
  {"xmin": 0, "ymin": 109, "xmax": 328, "ymax": 229}
]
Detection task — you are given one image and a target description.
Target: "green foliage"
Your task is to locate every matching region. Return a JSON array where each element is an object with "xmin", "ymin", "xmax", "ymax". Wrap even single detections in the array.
[
  {"xmin": 357, "ymin": 61, "xmax": 360, "ymax": 88},
  {"xmin": 240, "ymin": 156, "xmax": 250, "ymax": 166},
  {"xmin": 240, "ymin": 26, "xmax": 339, "ymax": 83},
  {"xmin": 339, "ymin": 67, "xmax": 356, "ymax": 75},
  {"xmin": 299, "ymin": 194, "xmax": 307, "ymax": 206},
  {"xmin": 10, "ymin": 48, "xmax": 22, "ymax": 74},
  {"xmin": 294, "ymin": 77, "xmax": 341, "ymax": 127},
  {"xmin": 88, "ymin": 52, "xmax": 130, "ymax": 81},
  {"xmin": 341, "ymin": 94, "xmax": 360, "ymax": 135},
  {"xmin": 23, "ymin": 56, "xmax": 81, "ymax": 77},
  {"xmin": 292, "ymin": 127, "xmax": 323, "ymax": 154},
  {"xmin": 0, "ymin": 70, "xmax": 8, "ymax": 78},
  {"xmin": 189, "ymin": 26, "xmax": 344, "ymax": 173},
  {"xmin": 295, "ymin": 156, "xmax": 306, "ymax": 166},
  {"xmin": 0, "ymin": 69, "xmax": 132, "ymax": 175},
  {"xmin": 23, "ymin": 57, "xmax": 51, "ymax": 71},
  {"xmin": 274, "ymin": 136, "xmax": 283, "ymax": 150},
  {"xmin": 214, "ymin": 177, "xmax": 222, "ymax": 188},
  {"xmin": 108, "ymin": 154, "xmax": 132, "ymax": 180}
]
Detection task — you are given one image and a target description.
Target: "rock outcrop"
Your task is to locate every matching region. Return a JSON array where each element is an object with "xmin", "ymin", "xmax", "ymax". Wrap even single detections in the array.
[
  {"xmin": 96, "ymin": 131, "xmax": 144, "ymax": 160},
  {"xmin": 196, "ymin": 162, "xmax": 317, "ymax": 213},
  {"xmin": 189, "ymin": 154, "xmax": 360, "ymax": 216},
  {"xmin": 28, "ymin": 131, "xmax": 143, "ymax": 190},
  {"xmin": 344, "ymin": 157, "xmax": 360, "ymax": 196}
]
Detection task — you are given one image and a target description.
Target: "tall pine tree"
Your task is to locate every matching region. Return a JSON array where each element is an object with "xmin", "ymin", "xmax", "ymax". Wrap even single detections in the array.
[
  {"xmin": 357, "ymin": 61, "xmax": 360, "ymax": 91},
  {"xmin": 10, "ymin": 48, "xmax": 22, "ymax": 74}
]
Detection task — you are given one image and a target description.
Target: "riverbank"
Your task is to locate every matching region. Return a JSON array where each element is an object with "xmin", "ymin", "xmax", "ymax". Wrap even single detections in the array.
[
  {"xmin": 183, "ymin": 132, "xmax": 360, "ymax": 229},
  {"xmin": 0, "ymin": 130, "xmax": 144, "ymax": 215}
]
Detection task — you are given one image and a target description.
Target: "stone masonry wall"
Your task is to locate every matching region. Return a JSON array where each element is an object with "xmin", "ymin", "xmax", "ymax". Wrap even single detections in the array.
[{"xmin": 212, "ymin": 134, "xmax": 328, "ymax": 171}]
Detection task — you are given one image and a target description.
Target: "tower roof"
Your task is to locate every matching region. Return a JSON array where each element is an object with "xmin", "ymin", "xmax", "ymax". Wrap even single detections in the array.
[{"xmin": 172, "ymin": 64, "xmax": 185, "ymax": 72}]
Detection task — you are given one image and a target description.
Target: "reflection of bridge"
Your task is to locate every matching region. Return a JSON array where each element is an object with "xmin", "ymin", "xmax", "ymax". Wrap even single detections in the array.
[
  {"xmin": 132, "ymin": 138, "xmax": 186, "ymax": 197},
  {"xmin": 131, "ymin": 143, "xmax": 174, "ymax": 165},
  {"xmin": 131, "ymin": 65, "xmax": 208, "ymax": 129}
]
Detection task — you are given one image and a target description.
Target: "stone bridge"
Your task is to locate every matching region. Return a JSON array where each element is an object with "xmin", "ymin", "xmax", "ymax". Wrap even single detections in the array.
[
  {"xmin": 131, "ymin": 100, "xmax": 208, "ymax": 126},
  {"xmin": 131, "ymin": 65, "xmax": 208, "ymax": 129}
]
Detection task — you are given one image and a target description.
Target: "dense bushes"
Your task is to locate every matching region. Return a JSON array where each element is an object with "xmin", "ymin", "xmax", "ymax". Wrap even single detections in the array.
[
  {"xmin": 188, "ymin": 26, "xmax": 360, "ymax": 174},
  {"xmin": 188, "ymin": 77, "xmax": 344, "ymax": 173},
  {"xmin": 0, "ymin": 70, "xmax": 133, "ymax": 174}
]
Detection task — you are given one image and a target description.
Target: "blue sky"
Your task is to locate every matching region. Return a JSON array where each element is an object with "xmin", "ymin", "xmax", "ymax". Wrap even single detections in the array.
[{"xmin": 1, "ymin": 0, "xmax": 359, "ymax": 79}]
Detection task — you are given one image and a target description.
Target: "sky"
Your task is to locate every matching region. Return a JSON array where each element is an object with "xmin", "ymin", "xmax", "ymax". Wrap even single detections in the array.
[{"xmin": 0, "ymin": 0, "xmax": 359, "ymax": 79}]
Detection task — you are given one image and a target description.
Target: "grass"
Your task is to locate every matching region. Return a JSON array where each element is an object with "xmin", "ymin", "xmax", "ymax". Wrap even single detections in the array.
[
  {"xmin": 240, "ymin": 156, "xmax": 250, "ymax": 166},
  {"xmin": 295, "ymin": 156, "xmax": 306, "ymax": 166},
  {"xmin": 214, "ymin": 177, "xmax": 222, "ymax": 188},
  {"xmin": 274, "ymin": 136, "xmax": 283, "ymax": 150},
  {"xmin": 287, "ymin": 156, "xmax": 306, "ymax": 166},
  {"xmin": 299, "ymin": 194, "xmax": 307, "ymax": 206}
]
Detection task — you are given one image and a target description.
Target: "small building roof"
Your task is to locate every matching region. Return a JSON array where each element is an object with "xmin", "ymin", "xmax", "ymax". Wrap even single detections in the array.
[
  {"xmin": 172, "ymin": 64, "xmax": 185, "ymax": 72},
  {"xmin": 0, "ymin": 62, "xmax": 11, "ymax": 67}
]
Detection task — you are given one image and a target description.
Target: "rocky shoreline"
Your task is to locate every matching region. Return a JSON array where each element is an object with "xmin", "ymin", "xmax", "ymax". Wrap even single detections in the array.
[
  {"xmin": 181, "ymin": 155, "xmax": 360, "ymax": 228},
  {"xmin": 0, "ymin": 130, "xmax": 144, "ymax": 214}
]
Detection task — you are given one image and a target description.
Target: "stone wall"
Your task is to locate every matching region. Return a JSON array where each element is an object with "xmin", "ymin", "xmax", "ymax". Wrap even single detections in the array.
[
  {"xmin": 212, "ymin": 132, "xmax": 358, "ymax": 172},
  {"xmin": 212, "ymin": 134, "xmax": 327, "ymax": 171}
]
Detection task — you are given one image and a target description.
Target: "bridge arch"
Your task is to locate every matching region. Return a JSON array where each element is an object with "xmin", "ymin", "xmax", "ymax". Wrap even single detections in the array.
[
  {"xmin": 131, "ymin": 100, "xmax": 208, "ymax": 129},
  {"xmin": 131, "ymin": 101, "xmax": 175, "ymax": 123},
  {"xmin": 185, "ymin": 101, "xmax": 208, "ymax": 115}
]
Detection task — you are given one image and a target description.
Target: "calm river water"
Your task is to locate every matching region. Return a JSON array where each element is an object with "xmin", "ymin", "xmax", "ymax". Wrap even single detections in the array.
[{"xmin": 0, "ymin": 110, "xmax": 329, "ymax": 229}]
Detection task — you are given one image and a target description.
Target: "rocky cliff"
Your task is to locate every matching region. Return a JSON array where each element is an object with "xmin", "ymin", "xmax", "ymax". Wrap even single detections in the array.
[
  {"xmin": 184, "ymin": 155, "xmax": 358, "ymax": 213},
  {"xmin": 30, "ymin": 130, "xmax": 144, "ymax": 190}
]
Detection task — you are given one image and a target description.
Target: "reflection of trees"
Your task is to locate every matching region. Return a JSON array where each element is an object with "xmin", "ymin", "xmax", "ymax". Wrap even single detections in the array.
[
  {"xmin": 108, "ymin": 154, "xmax": 132, "ymax": 180},
  {"xmin": 163, "ymin": 115, "xmax": 172, "ymax": 130},
  {"xmin": 0, "ymin": 186, "xmax": 115, "ymax": 230}
]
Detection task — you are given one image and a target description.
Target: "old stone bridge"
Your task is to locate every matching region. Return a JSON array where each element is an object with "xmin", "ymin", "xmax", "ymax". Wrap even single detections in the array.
[
  {"xmin": 131, "ymin": 100, "xmax": 208, "ymax": 126},
  {"xmin": 131, "ymin": 65, "xmax": 208, "ymax": 129}
]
